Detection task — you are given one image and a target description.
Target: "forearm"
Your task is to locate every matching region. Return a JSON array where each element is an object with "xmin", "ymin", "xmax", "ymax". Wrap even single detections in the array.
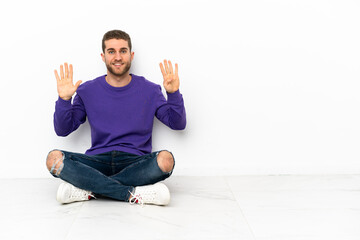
[
  {"xmin": 54, "ymin": 97, "xmax": 85, "ymax": 136},
  {"xmin": 157, "ymin": 90, "xmax": 186, "ymax": 130}
]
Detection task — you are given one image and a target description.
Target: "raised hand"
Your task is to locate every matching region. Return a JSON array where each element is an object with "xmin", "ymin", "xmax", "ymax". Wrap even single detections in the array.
[
  {"xmin": 54, "ymin": 63, "xmax": 82, "ymax": 100},
  {"xmin": 159, "ymin": 60, "xmax": 179, "ymax": 93}
]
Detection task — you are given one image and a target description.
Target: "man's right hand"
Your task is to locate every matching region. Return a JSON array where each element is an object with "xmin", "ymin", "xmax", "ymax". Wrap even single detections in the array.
[{"xmin": 54, "ymin": 63, "xmax": 82, "ymax": 101}]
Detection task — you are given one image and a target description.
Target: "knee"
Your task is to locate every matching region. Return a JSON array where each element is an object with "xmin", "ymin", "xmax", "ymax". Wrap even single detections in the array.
[
  {"xmin": 157, "ymin": 151, "xmax": 174, "ymax": 173},
  {"xmin": 46, "ymin": 150, "xmax": 64, "ymax": 176}
]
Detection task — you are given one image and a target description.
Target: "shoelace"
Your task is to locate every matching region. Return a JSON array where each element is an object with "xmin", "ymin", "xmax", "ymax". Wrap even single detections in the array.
[
  {"xmin": 129, "ymin": 189, "xmax": 158, "ymax": 206},
  {"xmin": 129, "ymin": 192, "xmax": 144, "ymax": 206}
]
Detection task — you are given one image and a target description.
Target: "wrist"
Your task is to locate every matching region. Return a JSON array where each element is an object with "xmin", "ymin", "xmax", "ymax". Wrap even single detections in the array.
[
  {"xmin": 166, "ymin": 89, "xmax": 180, "ymax": 96},
  {"xmin": 59, "ymin": 96, "xmax": 72, "ymax": 101},
  {"xmin": 165, "ymin": 87, "xmax": 179, "ymax": 94}
]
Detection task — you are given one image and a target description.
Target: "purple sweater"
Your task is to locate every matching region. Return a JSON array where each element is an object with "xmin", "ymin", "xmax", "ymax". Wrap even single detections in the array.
[{"xmin": 54, "ymin": 74, "xmax": 186, "ymax": 156}]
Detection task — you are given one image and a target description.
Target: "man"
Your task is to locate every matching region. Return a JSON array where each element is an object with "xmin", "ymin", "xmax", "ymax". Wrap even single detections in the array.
[{"xmin": 46, "ymin": 30, "xmax": 186, "ymax": 206}]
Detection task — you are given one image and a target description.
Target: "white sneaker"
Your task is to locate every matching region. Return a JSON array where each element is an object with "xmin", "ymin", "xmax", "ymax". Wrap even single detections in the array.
[
  {"xmin": 56, "ymin": 182, "xmax": 94, "ymax": 204},
  {"xmin": 129, "ymin": 182, "xmax": 170, "ymax": 206}
]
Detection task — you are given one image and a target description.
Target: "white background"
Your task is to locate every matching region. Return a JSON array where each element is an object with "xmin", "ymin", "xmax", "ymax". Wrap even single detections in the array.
[{"xmin": 0, "ymin": 0, "xmax": 359, "ymax": 178}]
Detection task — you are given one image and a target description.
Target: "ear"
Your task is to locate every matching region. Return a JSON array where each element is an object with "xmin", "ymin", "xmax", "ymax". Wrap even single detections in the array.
[
  {"xmin": 101, "ymin": 53, "xmax": 105, "ymax": 62},
  {"xmin": 130, "ymin": 51, "xmax": 135, "ymax": 61}
]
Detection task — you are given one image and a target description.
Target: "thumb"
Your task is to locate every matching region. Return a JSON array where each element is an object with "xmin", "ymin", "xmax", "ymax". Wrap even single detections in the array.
[{"xmin": 75, "ymin": 80, "xmax": 82, "ymax": 89}]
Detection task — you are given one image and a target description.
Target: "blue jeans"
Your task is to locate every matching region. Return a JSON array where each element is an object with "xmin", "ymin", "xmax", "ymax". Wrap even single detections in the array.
[{"xmin": 49, "ymin": 150, "xmax": 174, "ymax": 201}]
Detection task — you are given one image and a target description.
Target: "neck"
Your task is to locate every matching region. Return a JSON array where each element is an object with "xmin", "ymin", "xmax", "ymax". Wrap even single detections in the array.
[{"xmin": 105, "ymin": 72, "xmax": 132, "ymax": 87}]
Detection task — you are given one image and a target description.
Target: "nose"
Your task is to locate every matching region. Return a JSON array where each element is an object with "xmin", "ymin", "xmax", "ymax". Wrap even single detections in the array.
[{"xmin": 115, "ymin": 52, "xmax": 122, "ymax": 60}]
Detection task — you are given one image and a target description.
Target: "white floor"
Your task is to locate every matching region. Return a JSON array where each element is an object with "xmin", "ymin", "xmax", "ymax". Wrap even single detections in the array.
[{"xmin": 0, "ymin": 175, "xmax": 359, "ymax": 240}]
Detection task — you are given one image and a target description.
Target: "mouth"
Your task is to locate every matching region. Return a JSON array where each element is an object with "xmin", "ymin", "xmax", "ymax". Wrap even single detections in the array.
[{"xmin": 113, "ymin": 62, "xmax": 123, "ymax": 67}]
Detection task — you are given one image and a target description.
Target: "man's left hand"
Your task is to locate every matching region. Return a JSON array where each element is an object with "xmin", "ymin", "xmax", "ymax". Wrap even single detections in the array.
[{"xmin": 160, "ymin": 60, "xmax": 180, "ymax": 93}]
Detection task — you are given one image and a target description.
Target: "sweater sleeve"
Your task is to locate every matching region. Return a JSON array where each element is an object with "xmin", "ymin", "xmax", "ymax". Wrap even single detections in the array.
[
  {"xmin": 155, "ymin": 88, "xmax": 186, "ymax": 130},
  {"xmin": 53, "ymin": 94, "xmax": 87, "ymax": 136}
]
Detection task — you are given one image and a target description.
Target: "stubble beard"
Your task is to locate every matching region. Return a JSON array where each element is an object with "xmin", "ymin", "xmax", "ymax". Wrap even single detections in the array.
[{"xmin": 106, "ymin": 61, "xmax": 131, "ymax": 77}]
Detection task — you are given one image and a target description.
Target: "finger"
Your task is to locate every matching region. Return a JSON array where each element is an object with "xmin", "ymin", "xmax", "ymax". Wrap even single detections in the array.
[
  {"xmin": 168, "ymin": 60, "xmax": 174, "ymax": 74},
  {"xmin": 54, "ymin": 70, "xmax": 60, "ymax": 82},
  {"xmin": 74, "ymin": 80, "xmax": 82, "ymax": 89},
  {"xmin": 159, "ymin": 62, "xmax": 166, "ymax": 77},
  {"xmin": 64, "ymin": 63, "xmax": 69, "ymax": 79},
  {"xmin": 60, "ymin": 65, "xmax": 64, "ymax": 79},
  {"xmin": 69, "ymin": 64, "xmax": 73, "ymax": 82},
  {"xmin": 175, "ymin": 63, "xmax": 178, "ymax": 77},
  {"xmin": 164, "ymin": 59, "xmax": 169, "ymax": 74}
]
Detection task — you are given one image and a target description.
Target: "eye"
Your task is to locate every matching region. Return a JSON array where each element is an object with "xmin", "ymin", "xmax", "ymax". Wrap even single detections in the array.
[{"xmin": 108, "ymin": 50, "xmax": 115, "ymax": 54}]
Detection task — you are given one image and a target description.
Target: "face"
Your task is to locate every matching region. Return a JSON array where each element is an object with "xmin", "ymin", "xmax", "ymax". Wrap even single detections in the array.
[{"xmin": 101, "ymin": 39, "xmax": 134, "ymax": 77}]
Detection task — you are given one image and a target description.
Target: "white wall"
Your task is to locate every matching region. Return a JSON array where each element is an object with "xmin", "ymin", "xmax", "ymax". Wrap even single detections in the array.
[{"xmin": 0, "ymin": 0, "xmax": 359, "ymax": 178}]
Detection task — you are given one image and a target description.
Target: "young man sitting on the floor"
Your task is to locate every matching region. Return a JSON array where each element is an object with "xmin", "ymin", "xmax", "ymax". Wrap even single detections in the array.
[{"xmin": 46, "ymin": 30, "xmax": 186, "ymax": 205}]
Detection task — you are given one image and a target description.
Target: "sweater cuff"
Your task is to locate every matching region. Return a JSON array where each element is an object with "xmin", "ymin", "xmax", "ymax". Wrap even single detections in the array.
[
  {"xmin": 166, "ymin": 90, "xmax": 182, "ymax": 103},
  {"xmin": 56, "ymin": 96, "xmax": 72, "ymax": 107}
]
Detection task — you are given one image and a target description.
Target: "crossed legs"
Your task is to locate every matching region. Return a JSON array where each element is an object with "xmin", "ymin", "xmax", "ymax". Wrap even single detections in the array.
[
  {"xmin": 46, "ymin": 150, "xmax": 174, "ymax": 177},
  {"xmin": 46, "ymin": 150, "xmax": 175, "ymax": 202}
]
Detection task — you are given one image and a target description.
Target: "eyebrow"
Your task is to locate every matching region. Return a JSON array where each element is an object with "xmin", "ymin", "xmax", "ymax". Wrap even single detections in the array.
[{"xmin": 106, "ymin": 47, "xmax": 128, "ymax": 52}]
